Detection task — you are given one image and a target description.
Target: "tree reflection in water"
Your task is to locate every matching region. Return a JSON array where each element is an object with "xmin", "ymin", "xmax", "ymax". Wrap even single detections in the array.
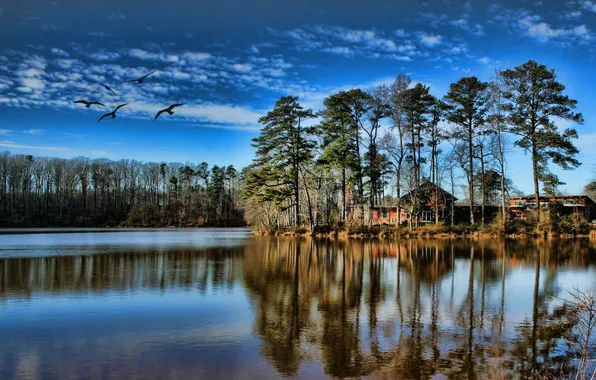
[
  {"xmin": 242, "ymin": 238, "xmax": 596, "ymax": 379},
  {"xmin": 1, "ymin": 238, "xmax": 596, "ymax": 378}
]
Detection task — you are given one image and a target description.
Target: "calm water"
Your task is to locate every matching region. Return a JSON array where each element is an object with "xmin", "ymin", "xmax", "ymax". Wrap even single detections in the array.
[{"xmin": 1, "ymin": 229, "xmax": 595, "ymax": 379}]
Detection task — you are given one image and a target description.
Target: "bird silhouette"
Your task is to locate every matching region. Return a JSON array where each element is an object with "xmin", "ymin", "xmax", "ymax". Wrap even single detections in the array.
[
  {"xmin": 127, "ymin": 70, "xmax": 157, "ymax": 84},
  {"xmin": 99, "ymin": 83, "xmax": 117, "ymax": 96},
  {"xmin": 97, "ymin": 103, "xmax": 128, "ymax": 122},
  {"xmin": 155, "ymin": 103, "xmax": 184, "ymax": 120},
  {"xmin": 74, "ymin": 100, "xmax": 105, "ymax": 108}
]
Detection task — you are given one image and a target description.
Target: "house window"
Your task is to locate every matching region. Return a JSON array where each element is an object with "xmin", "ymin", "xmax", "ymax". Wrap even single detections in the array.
[
  {"xmin": 421, "ymin": 211, "xmax": 432, "ymax": 222},
  {"xmin": 382, "ymin": 209, "xmax": 388, "ymax": 219}
]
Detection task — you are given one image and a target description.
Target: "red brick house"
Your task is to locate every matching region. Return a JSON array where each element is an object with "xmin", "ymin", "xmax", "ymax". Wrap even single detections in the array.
[
  {"xmin": 509, "ymin": 195, "xmax": 596, "ymax": 220},
  {"xmin": 371, "ymin": 181, "xmax": 458, "ymax": 225}
]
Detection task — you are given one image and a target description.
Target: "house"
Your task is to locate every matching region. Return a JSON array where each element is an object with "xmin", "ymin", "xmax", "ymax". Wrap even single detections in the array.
[
  {"xmin": 509, "ymin": 195, "xmax": 596, "ymax": 220},
  {"xmin": 371, "ymin": 181, "xmax": 458, "ymax": 225}
]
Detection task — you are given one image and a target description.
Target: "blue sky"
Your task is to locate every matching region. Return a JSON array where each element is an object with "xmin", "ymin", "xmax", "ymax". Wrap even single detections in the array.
[{"xmin": 0, "ymin": 0, "xmax": 595, "ymax": 194}]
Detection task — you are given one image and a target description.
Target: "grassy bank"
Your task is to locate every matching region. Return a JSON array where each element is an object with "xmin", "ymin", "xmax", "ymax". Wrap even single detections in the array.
[{"xmin": 254, "ymin": 220, "xmax": 595, "ymax": 239}]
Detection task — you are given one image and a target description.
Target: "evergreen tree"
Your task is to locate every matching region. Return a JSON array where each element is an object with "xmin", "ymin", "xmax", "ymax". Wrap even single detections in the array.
[
  {"xmin": 345, "ymin": 89, "xmax": 373, "ymax": 222},
  {"xmin": 402, "ymin": 83, "xmax": 434, "ymax": 225},
  {"xmin": 501, "ymin": 60, "xmax": 583, "ymax": 216},
  {"xmin": 444, "ymin": 76, "xmax": 490, "ymax": 225},
  {"xmin": 318, "ymin": 91, "xmax": 360, "ymax": 222},
  {"xmin": 362, "ymin": 87, "xmax": 390, "ymax": 224},
  {"xmin": 245, "ymin": 96, "xmax": 316, "ymax": 226}
]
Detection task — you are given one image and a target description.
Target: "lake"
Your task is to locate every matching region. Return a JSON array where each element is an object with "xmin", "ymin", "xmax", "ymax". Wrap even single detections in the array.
[{"xmin": 0, "ymin": 229, "xmax": 595, "ymax": 379}]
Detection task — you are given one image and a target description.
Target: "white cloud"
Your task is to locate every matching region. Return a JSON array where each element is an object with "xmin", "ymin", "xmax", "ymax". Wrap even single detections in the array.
[
  {"xmin": 129, "ymin": 48, "xmax": 179, "ymax": 63},
  {"xmin": 477, "ymin": 56, "xmax": 490, "ymax": 64},
  {"xmin": 232, "ymin": 63, "xmax": 252, "ymax": 72},
  {"xmin": 0, "ymin": 130, "xmax": 11, "ymax": 135},
  {"xmin": 50, "ymin": 48, "xmax": 69, "ymax": 58},
  {"xmin": 518, "ymin": 14, "xmax": 591, "ymax": 42},
  {"xmin": 88, "ymin": 52, "xmax": 121, "ymax": 61},
  {"xmin": 21, "ymin": 78, "xmax": 45, "ymax": 90},
  {"xmin": 419, "ymin": 33, "xmax": 443, "ymax": 47},
  {"xmin": 168, "ymin": 104, "xmax": 264, "ymax": 125},
  {"xmin": 0, "ymin": 140, "xmax": 69, "ymax": 151},
  {"xmin": 449, "ymin": 19, "xmax": 485, "ymax": 36},
  {"xmin": 181, "ymin": 51, "xmax": 211, "ymax": 62},
  {"xmin": 322, "ymin": 46, "xmax": 354, "ymax": 57},
  {"xmin": 23, "ymin": 129, "xmax": 46, "ymax": 135},
  {"xmin": 578, "ymin": 0, "xmax": 596, "ymax": 12}
]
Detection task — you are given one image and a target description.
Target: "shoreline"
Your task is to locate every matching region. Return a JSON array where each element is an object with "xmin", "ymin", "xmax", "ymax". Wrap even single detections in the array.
[
  {"xmin": 0, "ymin": 225, "xmax": 593, "ymax": 239},
  {"xmin": 252, "ymin": 225, "xmax": 596, "ymax": 239}
]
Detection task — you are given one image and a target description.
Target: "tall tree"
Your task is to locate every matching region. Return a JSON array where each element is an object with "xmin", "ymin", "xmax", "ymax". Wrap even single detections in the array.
[
  {"xmin": 378, "ymin": 73, "xmax": 411, "ymax": 226},
  {"xmin": 362, "ymin": 87, "xmax": 390, "ymax": 225},
  {"xmin": 444, "ymin": 76, "xmax": 490, "ymax": 225},
  {"xmin": 345, "ymin": 89, "xmax": 373, "ymax": 223},
  {"xmin": 427, "ymin": 98, "xmax": 445, "ymax": 224},
  {"xmin": 403, "ymin": 83, "xmax": 434, "ymax": 225},
  {"xmin": 246, "ymin": 96, "xmax": 316, "ymax": 226},
  {"xmin": 501, "ymin": 60, "xmax": 583, "ymax": 217},
  {"xmin": 318, "ymin": 91, "xmax": 360, "ymax": 222},
  {"xmin": 487, "ymin": 70, "xmax": 509, "ymax": 225}
]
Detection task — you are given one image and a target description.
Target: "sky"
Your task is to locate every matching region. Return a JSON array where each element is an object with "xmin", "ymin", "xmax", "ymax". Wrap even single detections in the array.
[{"xmin": 0, "ymin": 0, "xmax": 595, "ymax": 195}]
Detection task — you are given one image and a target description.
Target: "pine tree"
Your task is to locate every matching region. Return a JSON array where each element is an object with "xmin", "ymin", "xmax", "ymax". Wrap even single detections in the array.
[
  {"xmin": 402, "ymin": 83, "xmax": 434, "ymax": 225},
  {"xmin": 444, "ymin": 76, "xmax": 490, "ymax": 225},
  {"xmin": 318, "ymin": 91, "xmax": 360, "ymax": 222},
  {"xmin": 501, "ymin": 60, "xmax": 583, "ymax": 218},
  {"xmin": 245, "ymin": 96, "xmax": 315, "ymax": 226}
]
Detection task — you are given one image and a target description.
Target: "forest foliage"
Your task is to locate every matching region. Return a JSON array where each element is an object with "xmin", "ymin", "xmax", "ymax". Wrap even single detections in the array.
[{"xmin": 244, "ymin": 60, "xmax": 584, "ymax": 232}]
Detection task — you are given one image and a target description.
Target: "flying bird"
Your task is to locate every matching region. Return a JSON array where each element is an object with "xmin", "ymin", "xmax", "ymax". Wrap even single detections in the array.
[
  {"xmin": 73, "ymin": 100, "xmax": 105, "ymax": 108},
  {"xmin": 97, "ymin": 103, "xmax": 128, "ymax": 122},
  {"xmin": 155, "ymin": 103, "xmax": 184, "ymax": 120},
  {"xmin": 127, "ymin": 70, "xmax": 157, "ymax": 84},
  {"xmin": 99, "ymin": 83, "xmax": 117, "ymax": 96}
]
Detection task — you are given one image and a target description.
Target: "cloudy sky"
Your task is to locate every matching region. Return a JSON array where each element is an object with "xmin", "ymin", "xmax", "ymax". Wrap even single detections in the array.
[{"xmin": 0, "ymin": 0, "xmax": 594, "ymax": 194}]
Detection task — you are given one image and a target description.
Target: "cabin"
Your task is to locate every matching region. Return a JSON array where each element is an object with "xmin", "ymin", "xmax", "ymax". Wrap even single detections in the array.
[
  {"xmin": 371, "ymin": 181, "xmax": 458, "ymax": 225},
  {"xmin": 509, "ymin": 195, "xmax": 596, "ymax": 220}
]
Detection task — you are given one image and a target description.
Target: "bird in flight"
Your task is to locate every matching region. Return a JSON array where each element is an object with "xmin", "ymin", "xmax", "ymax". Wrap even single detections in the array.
[
  {"xmin": 99, "ymin": 83, "xmax": 117, "ymax": 96},
  {"xmin": 155, "ymin": 103, "xmax": 184, "ymax": 120},
  {"xmin": 127, "ymin": 70, "xmax": 157, "ymax": 84},
  {"xmin": 97, "ymin": 103, "xmax": 128, "ymax": 122},
  {"xmin": 73, "ymin": 100, "xmax": 105, "ymax": 108}
]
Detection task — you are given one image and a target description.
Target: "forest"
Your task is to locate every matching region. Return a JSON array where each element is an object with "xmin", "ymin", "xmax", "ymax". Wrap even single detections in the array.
[
  {"xmin": 0, "ymin": 60, "xmax": 588, "ymax": 230},
  {"xmin": 0, "ymin": 153, "xmax": 243, "ymax": 227},
  {"xmin": 243, "ymin": 59, "xmax": 586, "ymax": 233}
]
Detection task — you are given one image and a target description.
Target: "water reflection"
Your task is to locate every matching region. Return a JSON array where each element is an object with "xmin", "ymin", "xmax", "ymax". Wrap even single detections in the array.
[
  {"xmin": 1, "ymin": 236, "xmax": 595, "ymax": 379},
  {"xmin": 243, "ymin": 238, "xmax": 596, "ymax": 379}
]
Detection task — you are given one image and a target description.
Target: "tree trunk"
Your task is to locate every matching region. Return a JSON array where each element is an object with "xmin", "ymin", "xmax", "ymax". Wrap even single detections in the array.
[
  {"xmin": 498, "ymin": 134, "xmax": 507, "ymax": 226},
  {"xmin": 341, "ymin": 167, "xmax": 346, "ymax": 222},
  {"xmin": 396, "ymin": 171, "xmax": 401, "ymax": 228},
  {"xmin": 468, "ymin": 122, "xmax": 475, "ymax": 225},
  {"xmin": 480, "ymin": 146, "xmax": 485, "ymax": 226},
  {"xmin": 294, "ymin": 168, "xmax": 300, "ymax": 226},
  {"xmin": 532, "ymin": 138, "xmax": 540, "ymax": 223}
]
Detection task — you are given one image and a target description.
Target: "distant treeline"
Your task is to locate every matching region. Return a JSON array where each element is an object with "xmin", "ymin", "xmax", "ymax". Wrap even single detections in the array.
[{"xmin": 0, "ymin": 152, "xmax": 244, "ymax": 227}]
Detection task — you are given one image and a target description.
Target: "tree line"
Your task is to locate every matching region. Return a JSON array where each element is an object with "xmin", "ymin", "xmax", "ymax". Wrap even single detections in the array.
[
  {"xmin": 0, "ymin": 152, "xmax": 244, "ymax": 227},
  {"xmin": 243, "ymin": 60, "xmax": 583, "ymax": 232}
]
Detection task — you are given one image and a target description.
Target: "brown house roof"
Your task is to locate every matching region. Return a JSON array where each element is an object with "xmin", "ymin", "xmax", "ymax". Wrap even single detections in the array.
[{"xmin": 399, "ymin": 180, "xmax": 458, "ymax": 202}]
